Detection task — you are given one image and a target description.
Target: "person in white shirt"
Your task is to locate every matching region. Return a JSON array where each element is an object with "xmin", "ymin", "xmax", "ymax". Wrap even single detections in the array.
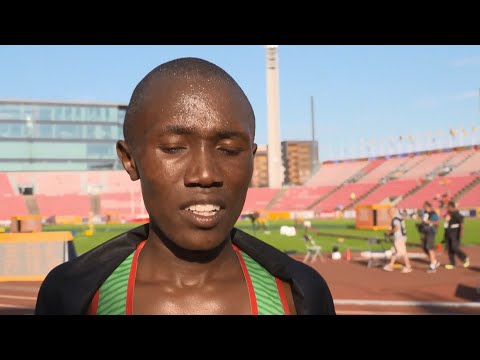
[{"xmin": 383, "ymin": 207, "xmax": 412, "ymax": 273}]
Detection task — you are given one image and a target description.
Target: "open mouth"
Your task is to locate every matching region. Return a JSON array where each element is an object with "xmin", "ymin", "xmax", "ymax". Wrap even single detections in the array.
[
  {"xmin": 185, "ymin": 204, "xmax": 221, "ymax": 217},
  {"xmin": 181, "ymin": 203, "xmax": 226, "ymax": 229}
]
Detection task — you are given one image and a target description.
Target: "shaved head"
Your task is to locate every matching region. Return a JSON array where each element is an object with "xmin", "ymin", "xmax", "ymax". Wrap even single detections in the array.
[
  {"xmin": 123, "ymin": 57, "xmax": 255, "ymax": 148},
  {"xmin": 116, "ymin": 57, "xmax": 258, "ymax": 252}
]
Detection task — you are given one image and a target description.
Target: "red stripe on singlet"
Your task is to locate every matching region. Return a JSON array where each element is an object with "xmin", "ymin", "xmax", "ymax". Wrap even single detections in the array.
[
  {"xmin": 90, "ymin": 289, "xmax": 100, "ymax": 315},
  {"xmin": 125, "ymin": 240, "xmax": 147, "ymax": 315},
  {"xmin": 232, "ymin": 244, "xmax": 258, "ymax": 315}
]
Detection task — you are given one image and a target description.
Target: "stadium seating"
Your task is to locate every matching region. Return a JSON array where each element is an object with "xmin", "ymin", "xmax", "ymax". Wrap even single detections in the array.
[
  {"xmin": 87, "ymin": 171, "xmax": 140, "ymax": 194},
  {"xmin": 446, "ymin": 149, "xmax": 475, "ymax": 167},
  {"xmin": 242, "ymin": 188, "xmax": 279, "ymax": 212},
  {"xmin": 2, "ymin": 148, "xmax": 479, "ymax": 220},
  {"xmin": 0, "ymin": 195, "xmax": 28, "ymax": 220},
  {"xmin": 35, "ymin": 194, "xmax": 91, "ymax": 217},
  {"xmin": 99, "ymin": 192, "xmax": 146, "ymax": 219},
  {"xmin": 271, "ymin": 186, "xmax": 335, "ymax": 211},
  {"xmin": 358, "ymin": 179, "xmax": 419, "ymax": 205},
  {"xmin": 398, "ymin": 176, "xmax": 475, "ymax": 209},
  {"xmin": 6, "ymin": 170, "xmax": 139, "ymax": 196},
  {"xmin": 359, "ymin": 159, "xmax": 385, "ymax": 176},
  {"xmin": 359, "ymin": 156, "xmax": 410, "ymax": 183},
  {"xmin": 313, "ymin": 183, "xmax": 377, "ymax": 212},
  {"xmin": 400, "ymin": 152, "xmax": 454, "ymax": 179},
  {"xmin": 306, "ymin": 160, "xmax": 368, "ymax": 186},
  {"xmin": 448, "ymin": 150, "xmax": 480, "ymax": 176},
  {"xmin": 456, "ymin": 180, "xmax": 480, "ymax": 208},
  {"xmin": 10, "ymin": 172, "xmax": 83, "ymax": 195},
  {"xmin": 0, "ymin": 173, "xmax": 14, "ymax": 195}
]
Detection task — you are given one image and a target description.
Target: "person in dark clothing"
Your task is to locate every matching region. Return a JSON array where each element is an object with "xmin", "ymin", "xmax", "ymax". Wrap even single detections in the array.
[
  {"xmin": 35, "ymin": 58, "xmax": 335, "ymax": 315},
  {"xmin": 443, "ymin": 201, "xmax": 470, "ymax": 270},
  {"xmin": 420, "ymin": 201, "xmax": 441, "ymax": 273}
]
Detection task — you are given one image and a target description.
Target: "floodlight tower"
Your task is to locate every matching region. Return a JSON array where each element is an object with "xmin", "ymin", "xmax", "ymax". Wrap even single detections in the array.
[{"xmin": 265, "ymin": 45, "xmax": 282, "ymax": 188}]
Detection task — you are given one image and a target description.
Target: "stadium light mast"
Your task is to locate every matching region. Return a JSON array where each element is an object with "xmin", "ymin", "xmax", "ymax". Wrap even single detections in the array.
[
  {"xmin": 310, "ymin": 96, "xmax": 317, "ymax": 176},
  {"xmin": 265, "ymin": 45, "xmax": 283, "ymax": 188}
]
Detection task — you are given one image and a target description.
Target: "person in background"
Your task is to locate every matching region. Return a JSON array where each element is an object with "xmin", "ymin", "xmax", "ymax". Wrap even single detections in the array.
[
  {"xmin": 420, "ymin": 201, "xmax": 441, "ymax": 273},
  {"xmin": 443, "ymin": 201, "xmax": 469, "ymax": 270},
  {"xmin": 383, "ymin": 206, "xmax": 412, "ymax": 273}
]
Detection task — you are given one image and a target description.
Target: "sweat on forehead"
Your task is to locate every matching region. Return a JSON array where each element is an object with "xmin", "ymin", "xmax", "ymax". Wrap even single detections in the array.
[{"xmin": 123, "ymin": 57, "xmax": 255, "ymax": 146}]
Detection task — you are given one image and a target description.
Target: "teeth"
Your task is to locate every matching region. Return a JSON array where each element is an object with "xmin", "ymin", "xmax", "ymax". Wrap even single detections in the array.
[{"xmin": 186, "ymin": 204, "xmax": 220, "ymax": 212}]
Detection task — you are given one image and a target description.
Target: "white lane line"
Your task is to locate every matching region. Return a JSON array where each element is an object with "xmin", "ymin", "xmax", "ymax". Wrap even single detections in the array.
[
  {"xmin": 0, "ymin": 295, "xmax": 37, "ymax": 301},
  {"xmin": 0, "ymin": 303, "xmax": 31, "ymax": 309},
  {"xmin": 0, "ymin": 286, "xmax": 40, "ymax": 293},
  {"xmin": 336, "ymin": 310, "xmax": 459, "ymax": 315},
  {"xmin": 337, "ymin": 310, "xmax": 415, "ymax": 315},
  {"xmin": 335, "ymin": 299, "xmax": 480, "ymax": 308}
]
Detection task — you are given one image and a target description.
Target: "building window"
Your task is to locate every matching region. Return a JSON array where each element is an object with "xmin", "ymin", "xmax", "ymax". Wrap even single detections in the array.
[
  {"xmin": 55, "ymin": 124, "xmax": 81, "ymax": 139},
  {"xmin": 87, "ymin": 143, "xmax": 115, "ymax": 158},
  {"xmin": 38, "ymin": 124, "xmax": 53, "ymax": 138},
  {"xmin": 39, "ymin": 107, "xmax": 52, "ymax": 121}
]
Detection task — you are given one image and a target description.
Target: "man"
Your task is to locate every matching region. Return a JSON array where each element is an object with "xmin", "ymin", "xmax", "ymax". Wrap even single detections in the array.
[
  {"xmin": 35, "ymin": 58, "xmax": 335, "ymax": 315},
  {"xmin": 419, "ymin": 201, "xmax": 441, "ymax": 273},
  {"xmin": 383, "ymin": 207, "xmax": 412, "ymax": 273},
  {"xmin": 443, "ymin": 201, "xmax": 469, "ymax": 270}
]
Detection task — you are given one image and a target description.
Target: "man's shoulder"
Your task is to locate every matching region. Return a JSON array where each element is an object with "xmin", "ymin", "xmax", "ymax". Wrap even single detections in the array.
[
  {"xmin": 231, "ymin": 228, "xmax": 335, "ymax": 315},
  {"xmin": 35, "ymin": 223, "xmax": 148, "ymax": 315}
]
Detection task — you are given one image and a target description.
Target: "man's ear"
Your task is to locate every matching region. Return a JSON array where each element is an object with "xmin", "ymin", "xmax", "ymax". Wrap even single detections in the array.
[
  {"xmin": 252, "ymin": 143, "xmax": 258, "ymax": 157},
  {"xmin": 116, "ymin": 140, "xmax": 139, "ymax": 181}
]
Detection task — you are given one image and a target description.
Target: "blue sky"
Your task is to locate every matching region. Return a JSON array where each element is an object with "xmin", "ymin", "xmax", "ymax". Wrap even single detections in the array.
[{"xmin": 1, "ymin": 45, "xmax": 479, "ymax": 161}]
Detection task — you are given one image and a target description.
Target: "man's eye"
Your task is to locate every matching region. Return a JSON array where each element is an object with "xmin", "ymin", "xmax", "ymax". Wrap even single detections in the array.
[
  {"xmin": 160, "ymin": 147, "xmax": 186, "ymax": 154},
  {"xmin": 218, "ymin": 148, "xmax": 242, "ymax": 156}
]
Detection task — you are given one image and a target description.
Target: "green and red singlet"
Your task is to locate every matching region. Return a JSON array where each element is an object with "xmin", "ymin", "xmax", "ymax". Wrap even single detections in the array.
[{"xmin": 90, "ymin": 241, "xmax": 290, "ymax": 315}]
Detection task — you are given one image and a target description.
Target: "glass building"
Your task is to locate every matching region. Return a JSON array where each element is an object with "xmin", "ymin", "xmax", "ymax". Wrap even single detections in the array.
[{"xmin": 0, "ymin": 100, "xmax": 127, "ymax": 171}]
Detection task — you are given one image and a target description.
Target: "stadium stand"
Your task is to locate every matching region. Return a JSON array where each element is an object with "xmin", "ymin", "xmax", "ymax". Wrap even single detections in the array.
[
  {"xmin": 305, "ymin": 160, "xmax": 367, "ymax": 186},
  {"xmin": 87, "ymin": 171, "xmax": 141, "ymax": 194},
  {"xmin": 10, "ymin": 172, "xmax": 83, "ymax": 195},
  {"xmin": 0, "ymin": 195, "xmax": 28, "ymax": 220},
  {"xmin": 2, "ymin": 147, "xmax": 479, "ymax": 220},
  {"xmin": 242, "ymin": 188, "xmax": 279, "ymax": 212},
  {"xmin": 398, "ymin": 175, "xmax": 476, "ymax": 209},
  {"xmin": 35, "ymin": 194, "xmax": 91, "ymax": 217},
  {"xmin": 448, "ymin": 150, "xmax": 480, "ymax": 176},
  {"xmin": 446, "ymin": 149, "xmax": 475, "ymax": 167},
  {"xmin": 99, "ymin": 192, "xmax": 146, "ymax": 219},
  {"xmin": 0, "ymin": 173, "xmax": 14, "ymax": 195},
  {"xmin": 8, "ymin": 170, "xmax": 140, "ymax": 195},
  {"xmin": 313, "ymin": 182, "xmax": 378, "ymax": 212},
  {"xmin": 358, "ymin": 179, "xmax": 420, "ymax": 205},
  {"xmin": 456, "ymin": 178, "xmax": 480, "ymax": 208},
  {"xmin": 271, "ymin": 186, "xmax": 335, "ymax": 211},
  {"xmin": 359, "ymin": 156, "xmax": 410, "ymax": 183},
  {"xmin": 399, "ymin": 152, "xmax": 455, "ymax": 179},
  {"xmin": 357, "ymin": 159, "xmax": 385, "ymax": 177}
]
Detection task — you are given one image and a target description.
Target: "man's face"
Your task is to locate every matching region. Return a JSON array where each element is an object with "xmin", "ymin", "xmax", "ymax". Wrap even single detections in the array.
[
  {"xmin": 447, "ymin": 205, "xmax": 455, "ymax": 214},
  {"xmin": 121, "ymin": 76, "xmax": 256, "ymax": 251},
  {"xmin": 423, "ymin": 204, "xmax": 431, "ymax": 212}
]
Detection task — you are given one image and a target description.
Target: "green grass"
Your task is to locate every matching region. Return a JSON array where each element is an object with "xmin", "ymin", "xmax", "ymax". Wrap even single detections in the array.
[
  {"xmin": 41, "ymin": 218, "xmax": 480, "ymax": 255},
  {"xmin": 42, "ymin": 223, "xmax": 142, "ymax": 255},
  {"xmin": 237, "ymin": 218, "xmax": 480, "ymax": 253}
]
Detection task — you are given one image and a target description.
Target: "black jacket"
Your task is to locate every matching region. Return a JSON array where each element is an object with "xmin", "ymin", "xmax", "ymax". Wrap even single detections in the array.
[{"xmin": 35, "ymin": 224, "xmax": 335, "ymax": 315}]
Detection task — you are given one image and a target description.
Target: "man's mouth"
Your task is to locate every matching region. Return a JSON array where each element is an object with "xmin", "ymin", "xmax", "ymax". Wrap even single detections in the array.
[
  {"xmin": 180, "ymin": 201, "xmax": 226, "ymax": 229},
  {"xmin": 185, "ymin": 204, "xmax": 221, "ymax": 217}
]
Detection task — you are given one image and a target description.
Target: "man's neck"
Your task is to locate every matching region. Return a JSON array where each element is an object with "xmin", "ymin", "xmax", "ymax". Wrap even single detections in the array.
[{"xmin": 136, "ymin": 227, "xmax": 239, "ymax": 287}]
